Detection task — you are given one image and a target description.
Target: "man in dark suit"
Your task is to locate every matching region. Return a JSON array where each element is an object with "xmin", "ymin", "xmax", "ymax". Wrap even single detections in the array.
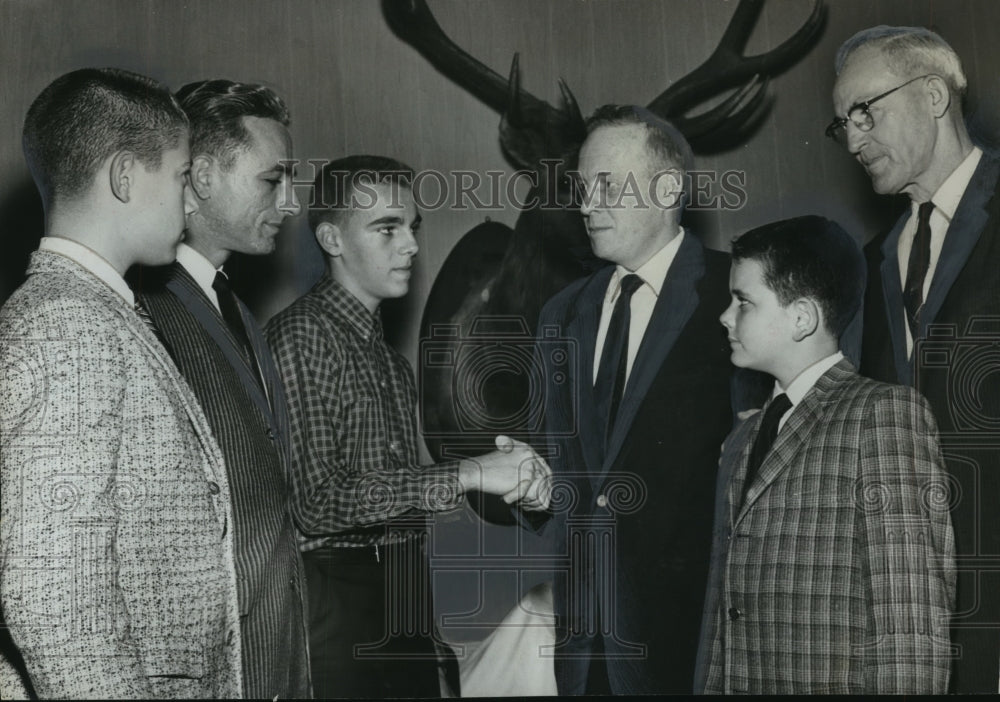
[
  {"xmin": 138, "ymin": 80, "xmax": 310, "ymax": 698},
  {"xmin": 534, "ymin": 105, "xmax": 743, "ymax": 694},
  {"xmin": 831, "ymin": 26, "xmax": 1000, "ymax": 693}
]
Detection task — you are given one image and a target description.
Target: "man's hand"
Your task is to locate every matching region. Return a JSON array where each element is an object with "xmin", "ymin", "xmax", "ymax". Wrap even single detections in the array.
[
  {"xmin": 458, "ymin": 435, "xmax": 552, "ymax": 510},
  {"xmin": 495, "ymin": 435, "xmax": 552, "ymax": 511}
]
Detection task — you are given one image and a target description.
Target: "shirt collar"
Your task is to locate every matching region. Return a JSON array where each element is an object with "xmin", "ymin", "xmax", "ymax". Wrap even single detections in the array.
[
  {"xmin": 39, "ymin": 236, "xmax": 134, "ymax": 305},
  {"xmin": 927, "ymin": 146, "xmax": 982, "ymax": 222},
  {"xmin": 775, "ymin": 351, "xmax": 844, "ymax": 407},
  {"xmin": 315, "ymin": 273, "xmax": 383, "ymax": 342},
  {"xmin": 611, "ymin": 228, "xmax": 685, "ymax": 298},
  {"xmin": 175, "ymin": 242, "xmax": 222, "ymax": 301}
]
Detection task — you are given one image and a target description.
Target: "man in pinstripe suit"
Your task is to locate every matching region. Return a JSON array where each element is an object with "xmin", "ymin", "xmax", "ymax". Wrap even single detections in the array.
[
  {"xmin": 696, "ymin": 216, "xmax": 955, "ymax": 693},
  {"xmin": 138, "ymin": 80, "xmax": 310, "ymax": 698}
]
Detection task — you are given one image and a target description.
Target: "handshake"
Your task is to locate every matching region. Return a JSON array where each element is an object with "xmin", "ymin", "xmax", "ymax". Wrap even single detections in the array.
[{"xmin": 457, "ymin": 436, "xmax": 552, "ymax": 511}]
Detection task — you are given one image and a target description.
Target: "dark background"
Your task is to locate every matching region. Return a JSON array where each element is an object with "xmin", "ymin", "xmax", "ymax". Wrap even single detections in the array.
[{"xmin": 1, "ymin": 0, "xmax": 997, "ymax": 646}]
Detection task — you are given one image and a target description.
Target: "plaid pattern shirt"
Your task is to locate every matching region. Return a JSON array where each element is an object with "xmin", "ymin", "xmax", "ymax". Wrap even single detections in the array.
[{"xmin": 265, "ymin": 274, "xmax": 463, "ymax": 551}]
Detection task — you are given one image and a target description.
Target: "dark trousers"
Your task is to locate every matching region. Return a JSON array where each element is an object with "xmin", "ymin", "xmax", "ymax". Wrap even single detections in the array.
[
  {"xmin": 585, "ymin": 633, "xmax": 612, "ymax": 695},
  {"xmin": 302, "ymin": 539, "xmax": 447, "ymax": 698}
]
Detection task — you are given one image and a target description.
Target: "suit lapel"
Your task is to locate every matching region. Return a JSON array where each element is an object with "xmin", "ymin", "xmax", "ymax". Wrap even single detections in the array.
[
  {"xmin": 114, "ymin": 300, "xmax": 232, "ymax": 521},
  {"xmin": 879, "ymin": 213, "xmax": 911, "ymax": 383},
  {"xmin": 879, "ymin": 155, "xmax": 1000, "ymax": 384},
  {"xmin": 921, "ymin": 154, "xmax": 1000, "ymax": 336},
  {"xmin": 601, "ymin": 234, "xmax": 704, "ymax": 479},
  {"xmin": 732, "ymin": 360, "xmax": 853, "ymax": 527},
  {"xmin": 39, "ymin": 252, "xmax": 229, "ymax": 500},
  {"xmin": 166, "ymin": 264, "xmax": 274, "ymax": 425}
]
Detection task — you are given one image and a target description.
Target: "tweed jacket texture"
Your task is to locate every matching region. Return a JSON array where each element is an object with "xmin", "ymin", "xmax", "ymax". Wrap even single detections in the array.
[
  {"xmin": 141, "ymin": 262, "xmax": 310, "ymax": 698},
  {"xmin": 699, "ymin": 360, "xmax": 955, "ymax": 694},
  {"xmin": 0, "ymin": 251, "xmax": 243, "ymax": 699}
]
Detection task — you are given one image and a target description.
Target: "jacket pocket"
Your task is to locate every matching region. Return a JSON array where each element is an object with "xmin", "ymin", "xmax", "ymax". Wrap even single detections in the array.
[{"xmin": 141, "ymin": 644, "xmax": 206, "ymax": 679}]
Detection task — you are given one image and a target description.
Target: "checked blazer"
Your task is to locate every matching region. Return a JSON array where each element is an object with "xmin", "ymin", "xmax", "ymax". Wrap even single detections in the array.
[
  {"xmin": 0, "ymin": 251, "xmax": 242, "ymax": 699},
  {"xmin": 697, "ymin": 359, "xmax": 955, "ymax": 694},
  {"xmin": 140, "ymin": 261, "xmax": 310, "ymax": 699}
]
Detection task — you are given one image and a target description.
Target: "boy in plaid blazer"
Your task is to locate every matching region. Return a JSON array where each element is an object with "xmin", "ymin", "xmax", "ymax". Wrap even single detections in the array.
[{"xmin": 695, "ymin": 215, "xmax": 955, "ymax": 694}]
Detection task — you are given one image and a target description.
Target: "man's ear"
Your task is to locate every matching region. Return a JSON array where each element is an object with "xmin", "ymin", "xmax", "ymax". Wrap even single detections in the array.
[
  {"xmin": 189, "ymin": 154, "xmax": 214, "ymax": 200},
  {"xmin": 109, "ymin": 151, "xmax": 136, "ymax": 203},
  {"xmin": 315, "ymin": 220, "xmax": 343, "ymax": 258},
  {"xmin": 925, "ymin": 74, "xmax": 952, "ymax": 119},
  {"xmin": 791, "ymin": 297, "xmax": 821, "ymax": 342},
  {"xmin": 652, "ymin": 168, "xmax": 684, "ymax": 211}
]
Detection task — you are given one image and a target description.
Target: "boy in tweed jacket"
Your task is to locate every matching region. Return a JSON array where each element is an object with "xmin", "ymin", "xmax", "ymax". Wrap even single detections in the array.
[
  {"xmin": 1, "ymin": 68, "xmax": 242, "ymax": 699},
  {"xmin": 695, "ymin": 215, "xmax": 955, "ymax": 694}
]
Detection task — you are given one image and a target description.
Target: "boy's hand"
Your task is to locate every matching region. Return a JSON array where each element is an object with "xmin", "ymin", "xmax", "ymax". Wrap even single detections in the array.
[{"xmin": 458, "ymin": 435, "xmax": 552, "ymax": 510}]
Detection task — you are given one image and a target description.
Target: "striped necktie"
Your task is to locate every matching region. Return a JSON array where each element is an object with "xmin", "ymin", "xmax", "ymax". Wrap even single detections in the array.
[{"xmin": 133, "ymin": 296, "xmax": 173, "ymax": 358}]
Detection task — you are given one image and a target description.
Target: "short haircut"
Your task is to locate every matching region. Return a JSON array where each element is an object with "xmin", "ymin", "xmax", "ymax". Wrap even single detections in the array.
[
  {"xmin": 22, "ymin": 67, "xmax": 187, "ymax": 206},
  {"xmin": 731, "ymin": 215, "xmax": 865, "ymax": 338},
  {"xmin": 585, "ymin": 104, "xmax": 694, "ymax": 176},
  {"xmin": 835, "ymin": 25, "xmax": 968, "ymax": 99},
  {"xmin": 176, "ymin": 79, "xmax": 290, "ymax": 170},
  {"xmin": 309, "ymin": 155, "xmax": 415, "ymax": 231}
]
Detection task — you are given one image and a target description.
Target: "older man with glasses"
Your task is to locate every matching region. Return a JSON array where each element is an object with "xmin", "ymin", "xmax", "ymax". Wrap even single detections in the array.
[{"xmin": 831, "ymin": 25, "xmax": 1000, "ymax": 695}]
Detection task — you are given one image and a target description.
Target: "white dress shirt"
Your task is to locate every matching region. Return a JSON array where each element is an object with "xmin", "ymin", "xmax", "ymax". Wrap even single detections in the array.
[
  {"xmin": 176, "ymin": 242, "xmax": 224, "ymax": 313},
  {"xmin": 593, "ymin": 230, "xmax": 685, "ymax": 385},
  {"xmin": 39, "ymin": 236, "xmax": 134, "ymax": 305},
  {"xmin": 177, "ymin": 242, "xmax": 270, "ymax": 401},
  {"xmin": 772, "ymin": 351, "xmax": 844, "ymax": 433},
  {"xmin": 898, "ymin": 147, "xmax": 982, "ymax": 356}
]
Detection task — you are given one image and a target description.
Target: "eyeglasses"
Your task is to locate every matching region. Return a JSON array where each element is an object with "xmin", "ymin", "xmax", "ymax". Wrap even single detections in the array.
[{"xmin": 825, "ymin": 74, "xmax": 936, "ymax": 146}]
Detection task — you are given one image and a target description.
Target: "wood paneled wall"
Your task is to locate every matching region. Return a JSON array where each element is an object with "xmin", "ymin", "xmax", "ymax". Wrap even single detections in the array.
[
  {"xmin": 1, "ymin": 0, "xmax": 997, "ymax": 646},
  {"xmin": 1, "ymin": 0, "xmax": 998, "ymax": 360}
]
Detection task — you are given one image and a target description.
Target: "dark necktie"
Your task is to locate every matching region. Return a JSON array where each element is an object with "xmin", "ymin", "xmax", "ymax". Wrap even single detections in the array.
[
  {"xmin": 213, "ymin": 270, "xmax": 263, "ymax": 389},
  {"xmin": 595, "ymin": 273, "xmax": 644, "ymax": 448},
  {"xmin": 902, "ymin": 201, "xmax": 935, "ymax": 338},
  {"xmin": 740, "ymin": 393, "xmax": 792, "ymax": 508}
]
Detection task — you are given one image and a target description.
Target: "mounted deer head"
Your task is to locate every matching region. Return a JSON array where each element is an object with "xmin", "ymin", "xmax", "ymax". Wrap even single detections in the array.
[
  {"xmin": 383, "ymin": 0, "xmax": 825, "ymax": 163},
  {"xmin": 385, "ymin": 0, "xmax": 826, "ymax": 470}
]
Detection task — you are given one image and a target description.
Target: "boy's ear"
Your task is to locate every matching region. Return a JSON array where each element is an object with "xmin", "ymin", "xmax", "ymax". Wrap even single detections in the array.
[
  {"xmin": 189, "ymin": 154, "xmax": 214, "ymax": 201},
  {"xmin": 108, "ymin": 150, "xmax": 136, "ymax": 203},
  {"xmin": 315, "ymin": 221, "xmax": 343, "ymax": 258},
  {"xmin": 791, "ymin": 297, "xmax": 821, "ymax": 342}
]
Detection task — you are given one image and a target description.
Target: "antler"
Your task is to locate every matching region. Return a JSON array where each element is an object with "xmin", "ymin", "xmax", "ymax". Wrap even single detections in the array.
[
  {"xmin": 499, "ymin": 55, "xmax": 585, "ymax": 169},
  {"xmin": 382, "ymin": 0, "xmax": 584, "ymax": 168},
  {"xmin": 648, "ymin": 0, "xmax": 826, "ymax": 144},
  {"xmin": 384, "ymin": 0, "xmax": 824, "ymax": 159}
]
